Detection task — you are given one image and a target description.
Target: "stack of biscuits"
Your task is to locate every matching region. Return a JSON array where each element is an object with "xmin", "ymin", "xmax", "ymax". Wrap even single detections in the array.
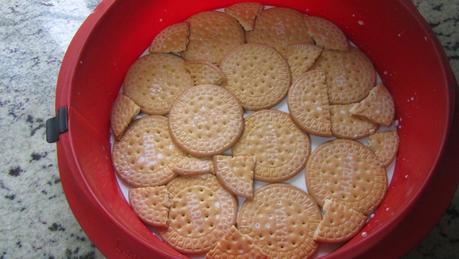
[{"xmin": 110, "ymin": 3, "xmax": 399, "ymax": 258}]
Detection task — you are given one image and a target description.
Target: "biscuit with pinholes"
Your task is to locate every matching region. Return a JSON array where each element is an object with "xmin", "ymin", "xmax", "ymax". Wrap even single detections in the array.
[
  {"xmin": 150, "ymin": 22, "xmax": 189, "ymax": 53},
  {"xmin": 112, "ymin": 116, "xmax": 212, "ymax": 187},
  {"xmin": 313, "ymin": 199, "xmax": 366, "ymax": 243},
  {"xmin": 182, "ymin": 11, "xmax": 245, "ymax": 64},
  {"xmin": 306, "ymin": 139, "xmax": 387, "ymax": 214},
  {"xmin": 225, "ymin": 2, "xmax": 263, "ymax": 31},
  {"xmin": 129, "ymin": 186, "xmax": 171, "ymax": 227},
  {"xmin": 288, "ymin": 69, "xmax": 332, "ymax": 136},
  {"xmin": 246, "ymin": 7, "xmax": 313, "ymax": 57},
  {"xmin": 330, "ymin": 104, "xmax": 378, "ymax": 139},
  {"xmin": 214, "ymin": 155, "xmax": 256, "ymax": 199},
  {"xmin": 304, "ymin": 16, "xmax": 349, "ymax": 51},
  {"xmin": 286, "ymin": 43, "xmax": 323, "ymax": 82},
  {"xmin": 220, "ymin": 44, "xmax": 291, "ymax": 110},
  {"xmin": 111, "ymin": 94, "xmax": 140, "ymax": 140},
  {"xmin": 123, "ymin": 53, "xmax": 193, "ymax": 115},
  {"xmin": 169, "ymin": 85, "xmax": 244, "ymax": 157},
  {"xmin": 206, "ymin": 225, "xmax": 268, "ymax": 259},
  {"xmin": 312, "ymin": 47, "xmax": 375, "ymax": 104},
  {"xmin": 232, "ymin": 110, "xmax": 310, "ymax": 182},
  {"xmin": 185, "ymin": 60, "xmax": 225, "ymax": 86},
  {"xmin": 159, "ymin": 174, "xmax": 237, "ymax": 254},
  {"xmin": 368, "ymin": 131, "xmax": 399, "ymax": 167},
  {"xmin": 237, "ymin": 184, "xmax": 321, "ymax": 259},
  {"xmin": 350, "ymin": 85, "xmax": 395, "ymax": 126}
]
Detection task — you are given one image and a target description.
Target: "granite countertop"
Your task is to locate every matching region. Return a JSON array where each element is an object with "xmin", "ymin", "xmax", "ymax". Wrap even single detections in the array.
[{"xmin": 0, "ymin": 0, "xmax": 458, "ymax": 258}]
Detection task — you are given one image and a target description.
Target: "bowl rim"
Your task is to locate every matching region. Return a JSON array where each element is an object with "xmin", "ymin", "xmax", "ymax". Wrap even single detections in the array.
[{"xmin": 54, "ymin": 0, "xmax": 456, "ymax": 258}]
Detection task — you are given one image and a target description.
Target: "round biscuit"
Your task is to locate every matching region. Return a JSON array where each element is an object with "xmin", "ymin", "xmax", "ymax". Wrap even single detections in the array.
[
  {"xmin": 169, "ymin": 85, "xmax": 244, "ymax": 157},
  {"xmin": 350, "ymin": 84, "xmax": 395, "ymax": 126},
  {"xmin": 182, "ymin": 11, "xmax": 245, "ymax": 64},
  {"xmin": 149, "ymin": 22, "xmax": 190, "ymax": 53},
  {"xmin": 128, "ymin": 186, "xmax": 171, "ymax": 227},
  {"xmin": 312, "ymin": 47, "xmax": 376, "ymax": 104},
  {"xmin": 330, "ymin": 104, "xmax": 378, "ymax": 139},
  {"xmin": 306, "ymin": 139, "xmax": 387, "ymax": 214},
  {"xmin": 159, "ymin": 174, "xmax": 237, "ymax": 254},
  {"xmin": 206, "ymin": 226, "xmax": 268, "ymax": 259},
  {"xmin": 123, "ymin": 53, "xmax": 193, "ymax": 115},
  {"xmin": 286, "ymin": 43, "xmax": 323, "ymax": 83},
  {"xmin": 225, "ymin": 2, "xmax": 264, "ymax": 31},
  {"xmin": 313, "ymin": 199, "xmax": 366, "ymax": 243},
  {"xmin": 288, "ymin": 69, "xmax": 332, "ymax": 136},
  {"xmin": 237, "ymin": 184, "xmax": 321, "ymax": 259},
  {"xmin": 368, "ymin": 130, "xmax": 399, "ymax": 167},
  {"xmin": 220, "ymin": 44, "xmax": 291, "ymax": 110},
  {"xmin": 185, "ymin": 60, "xmax": 225, "ymax": 86},
  {"xmin": 304, "ymin": 16, "xmax": 349, "ymax": 51},
  {"xmin": 112, "ymin": 116, "xmax": 211, "ymax": 187},
  {"xmin": 232, "ymin": 110, "xmax": 310, "ymax": 182},
  {"xmin": 246, "ymin": 7, "xmax": 313, "ymax": 57}
]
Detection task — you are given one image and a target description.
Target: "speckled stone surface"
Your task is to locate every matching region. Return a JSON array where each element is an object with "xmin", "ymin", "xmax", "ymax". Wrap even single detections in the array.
[{"xmin": 0, "ymin": 0, "xmax": 457, "ymax": 258}]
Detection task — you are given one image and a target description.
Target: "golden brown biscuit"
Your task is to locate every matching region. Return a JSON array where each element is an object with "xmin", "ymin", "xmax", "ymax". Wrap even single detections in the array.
[
  {"xmin": 313, "ymin": 199, "xmax": 367, "ymax": 243},
  {"xmin": 110, "ymin": 94, "xmax": 140, "ymax": 140},
  {"xmin": 312, "ymin": 48, "xmax": 375, "ymax": 104},
  {"xmin": 159, "ymin": 174, "xmax": 237, "ymax": 254},
  {"xmin": 182, "ymin": 11, "xmax": 245, "ymax": 64},
  {"xmin": 288, "ymin": 69, "xmax": 332, "ymax": 136},
  {"xmin": 306, "ymin": 139, "xmax": 387, "ymax": 215},
  {"xmin": 123, "ymin": 53, "xmax": 193, "ymax": 115},
  {"xmin": 214, "ymin": 155, "xmax": 256, "ymax": 199},
  {"xmin": 233, "ymin": 110, "xmax": 310, "ymax": 182},
  {"xmin": 246, "ymin": 7, "xmax": 313, "ymax": 57},
  {"xmin": 206, "ymin": 226, "xmax": 268, "ymax": 259},
  {"xmin": 368, "ymin": 131, "xmax": 399, "ymax": 167},
  {"xmin": 237, "ymin": 184, "xmax": 321, "ymax": 259},
  {"xmin": 304, "ymin": 16, "xmax": 349, "ymax": 51},
  {"xmin": 225, "ymin": 2, "xmax": 264, "ymax": 31},
  {"xmin": 129, "ymin": 186, "xmax": 171, "ymax": 227},
  {"xmin": 169, "ymin": 85, "xmax": 244, "ymax": 157},
  {"xmin": 150, "ymin": 22, "xmax": 189, "ymax": 53},
  {"xmin": 350, "ymin": 85, "xmax": 395, "ymax": 126},
  {"xmin": 220, "ymin": 43, "xmax": 291, "ymax": 110}
]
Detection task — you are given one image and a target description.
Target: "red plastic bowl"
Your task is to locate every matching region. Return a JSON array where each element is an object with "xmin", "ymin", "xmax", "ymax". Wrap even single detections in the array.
[{"xmin": 53, "ymin": 0, "xmax": 456, "ymax": 258}]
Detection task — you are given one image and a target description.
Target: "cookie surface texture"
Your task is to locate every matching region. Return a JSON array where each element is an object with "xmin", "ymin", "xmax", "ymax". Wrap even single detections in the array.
[
  {"xmin": 304, "ymin": 16, "xmax": 349, "ymax": 51},
  {"xmin": 306, "ymin": 139, "xmax": 387, "ymax": 214},
  {"xmin": 214, "ymin": 155, "xmax": 256, "ymax": 199},
  {"xmin": 312, "ymin": 48, "xmax": 375, "ymax": 104},
  {"xmin": 182, "ymin": 11, "xmax": 244, "ymax": 64},
  {"xmin": 368, "ymin": 131, "xmax": 399, "ymax": 167},
  {"xmin": 288, "ymin": 69, "xmax": 332, "ymax": 136},
  {"xmin": 246, "ymin": 7, "xmax": 312, "ymax": 57},
  {"xmin": 220, "ymin": 43, "xmax": 291, "ymax": 110},
  {"xmin": 237, "ymin": 184, "xmax": 321, "ymax": 259},
  {"xmin": 112, "ymin": 116, "xmax": 211, "ymax": 187},
  {"xmin": 169, "ymin": 85, "xmax": 244, "ymax": 157},
  {"xmin": 330, "ymin": 104, "xmax": 378, "ymax": 139},
  {"xmin": 149, "ymin": 22, "xmax": 189, "ymax": 53},
  {"xmin": 313, "ymin": 199, "xmax": 366, "ymax": 243},
  {"xmin": 233, "ymin": 110, "xmax": 310, "ymax": 182},
  {"xmin": 185, "ymin": 60, "xmax": 225, "ymax": 86},
  {"xmin": 350, "ymin": 85, "xmax": 395, "ymax": 126},
  {"xmin": 286, "ymin": 43, "xmax": 323, "ymax": 82},
  {"xmin": 206, "ymin": 226, "xmax": 268, "ymax": 259},
  {"xmin": 128, "ymin": 186, "xmax": 171, "ymax": 227},
  {"xmin": 159, "ymin": 174, "xmax": 237, "ymax": 254},
  {"xmin": 225, "ymin": 2, "xmax": 263, "ymax": 31},
  {"xmin": 111, "ymin": 94, "xmax": 140, "ymax": 140},
  {"xmin": 123, "ymin": 53, "xmax": 193, "ymax": 115}
]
